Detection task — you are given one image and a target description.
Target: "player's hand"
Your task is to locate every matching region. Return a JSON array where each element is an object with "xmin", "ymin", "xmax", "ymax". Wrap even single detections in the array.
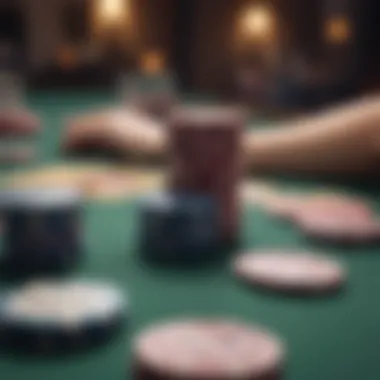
[{"xmin": 63, "ymin": 108, "xmax": 167, "ymax": 160}]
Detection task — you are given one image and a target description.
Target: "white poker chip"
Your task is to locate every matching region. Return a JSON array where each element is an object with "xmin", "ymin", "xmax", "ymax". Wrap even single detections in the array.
[
  {"xmin": 0, "ymin": 188, "xmax": 82, "ymax": 210},
  {"xmin": 1, "ymin": 279, "xmax": 127, "ymax": 329},
  {"xmin": 233, "ymin": 250, "xmax": 346, "ymax": 295}
]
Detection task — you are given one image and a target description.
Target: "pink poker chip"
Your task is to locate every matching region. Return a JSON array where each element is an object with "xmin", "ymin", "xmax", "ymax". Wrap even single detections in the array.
[
  {"xmin": 134, "ymin": 319, "xmax": 285, "ymax": 380},
  {"xmin": 296, "ymin": 196, "xmax": 372, "ymax": 220},
  {"xmin": 234, "ymin": 250, "xmax": 346, "ymax": 294},
  {"xmin": 291, "ymin": 195, "xmax": 379, "ymax": 244},
  {"xmin": 0, "ymin": 109, "xmax": 40, "ymax": 136},
  {"xmin": 266, "ymin": 194, "xmax": 373, "ymax": 224},
  {"xmin": 296, "ymin": 212, "xmax": 380, "ymax": 244}
]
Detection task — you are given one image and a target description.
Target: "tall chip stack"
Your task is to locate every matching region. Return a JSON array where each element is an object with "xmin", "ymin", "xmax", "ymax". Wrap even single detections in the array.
[{"xmin": 168, "ymin": 106, "xmax": 245, "ymax": 248}]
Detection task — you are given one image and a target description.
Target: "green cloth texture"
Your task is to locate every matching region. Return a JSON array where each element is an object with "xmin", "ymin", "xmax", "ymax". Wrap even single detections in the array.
[{"xmin": 0, "ymin": 91, "xmax": 378, "ymax": 380}]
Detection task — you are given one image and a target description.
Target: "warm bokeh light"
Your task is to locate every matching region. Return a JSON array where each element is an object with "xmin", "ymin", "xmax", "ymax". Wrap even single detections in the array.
[
  {"xmin": 96, "ymin": 0, "xmax": 128, "ymax": 25},
  {"xmin": 92, "ymin": 0, "xmax": 131, "ymax": 39},
  {"xmin": 239, "ymin": 5, "xmax": 275, "ymax": 42},
  {"xmin": 100, "ymin": 0, "xmax": 123, "ymax": 21},
  {"xmin": 325, "ymin": 16, "xmax": 352, "ymax": 45},
  {"xmin": 140, "ymin": 51, "xmax": 166, "ymax": 75}
]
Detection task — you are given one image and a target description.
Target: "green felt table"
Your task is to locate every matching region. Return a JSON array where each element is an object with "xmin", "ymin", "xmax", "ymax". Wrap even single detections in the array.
[{"xmin": 1, "ymin": 91, "xmax": 380, "ymax": 380}]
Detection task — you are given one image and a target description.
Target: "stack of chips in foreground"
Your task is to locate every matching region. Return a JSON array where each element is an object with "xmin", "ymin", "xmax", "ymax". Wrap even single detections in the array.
[{"xmin": 0, "ymin": 186, "xmax": 128, "ymax": 355}]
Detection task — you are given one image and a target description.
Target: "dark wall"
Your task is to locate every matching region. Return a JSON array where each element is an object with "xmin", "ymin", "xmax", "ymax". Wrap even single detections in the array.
[
  {"xmin": 182, "ymin": 0, "xmax": 236, "ymax": 94},
  {"xmin": 24, "ymin": 0, "xmax": 380, "ymax": 92},
  {"xmin": 360, "ymin": 0, "xmax": 380, "ymax": 83},
  {"xmin": 172, "ymin": 0, "xmax": 197, "ymax": 90},
  {"xmin": 0, "ymin": 4, "xmax": 26, "ymax": 71},
  {"xmin": 182, "ymin": 0, "xmax": 282, "ymax": 94},
  {"xmin": 170, "ymin": 0, "xmax": 379, "ymax": 95},
  {"xmin": 133, "ymin": 0, "xmax": 175, "ymax": 61}
]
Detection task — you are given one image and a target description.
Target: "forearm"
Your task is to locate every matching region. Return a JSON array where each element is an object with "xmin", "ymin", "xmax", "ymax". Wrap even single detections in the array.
[
  {"xmin": 63, "ymin": 96, "xmax": 380, "ymax": 177},
  {"xmin": 244, "ymin": 96, "xmax": 380, "ymax": 176}
]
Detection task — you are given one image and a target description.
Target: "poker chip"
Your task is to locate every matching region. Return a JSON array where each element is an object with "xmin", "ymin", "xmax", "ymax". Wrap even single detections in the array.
[
  {"xmin": 295, "ymin": 195, "xmax": 373, "ymax": 220},
  {"xmin": 4, "ymin": 165, "xmax": 164, "ymax": 202},
  {"xmin": 0, "ymin": 187, "xmax": 82, "ymax": 210},
  {"xmin": 133, "ymin": 319, "xmax": 285, "ymax": 380},
  {"xmin": 6, "ymin": 164, "xmax": 111, "ymax": 191},
  {"xmin": 0, "ymin": 108, "xmax": 40, "ymax": 136},
  {"xmin": 138, "ymin": 191, "xmax": 220, "ymax": 264},
  {"xmin": 265, "ymin": 194, "xmax": 373, "ymax": 223},
  {"xmin": 0, "ymin": 188, "xmax": 84, "ymax": 275},
  {"xmin": 234, "ymin": 250, "xmax": 346, "ymax": 295},
  {"xmin": 85, "ymin": 168, "xmax": 163, "ymax": 201},
  {"xmin": 0, "ymin": 279, "xmax": 126, "ymax": 354},
  {"xmin": 290, "ymin": 195, "xmax": 380, "ymax": 244},
  {"xmin": 296, "ymin": 212, "xmax": 380, "ymax": 245}
]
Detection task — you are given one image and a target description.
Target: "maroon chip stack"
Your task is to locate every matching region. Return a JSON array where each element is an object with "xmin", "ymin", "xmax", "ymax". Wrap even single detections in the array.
[{"xmin": 168, "ymin": 106, "xmax": 245, "ymax": 246}]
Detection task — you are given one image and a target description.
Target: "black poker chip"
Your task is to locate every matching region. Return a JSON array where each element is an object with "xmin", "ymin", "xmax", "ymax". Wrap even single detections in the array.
[
  {"xmin": 138, "ymin": 191, "xmax": 220, "ymax": 265},
  {"xmin": 0, "ymin": 188, "xmax": 84, "ymax": 276},
  {"xmin": 0, "ymin": 279, "xmax": 127, "ymax": 355}
]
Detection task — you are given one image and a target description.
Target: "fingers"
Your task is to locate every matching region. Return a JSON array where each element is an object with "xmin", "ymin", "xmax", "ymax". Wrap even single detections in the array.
[{"xmin": 63, "ymin": 108, "xmax": 166, "ymax": 161}]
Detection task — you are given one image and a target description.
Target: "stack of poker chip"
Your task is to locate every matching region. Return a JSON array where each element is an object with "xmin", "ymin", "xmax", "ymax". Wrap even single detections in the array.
[
  {"xmin": 168, "ymin": 106, "xmax": 245, "ymax": 247},
  {"xmin": 0, "ymin": 188, "xmax": 84, "ymax": 276},
  {"xmin": 0, "ymin": 279, "xmax": 127, "ymax": 354},
  {"xmin": 0, "ymin": 71, "xmax": 40, "ymax": 166},
  {"xmin": 138, "ymin": 191, "xmax": 219, "ymax": 264}
]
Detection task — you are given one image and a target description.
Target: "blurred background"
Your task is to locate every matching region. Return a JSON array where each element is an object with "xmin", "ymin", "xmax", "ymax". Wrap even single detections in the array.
[{"xmin": 0, "ymin": 0, "xmax": 379, "ymax": 110}]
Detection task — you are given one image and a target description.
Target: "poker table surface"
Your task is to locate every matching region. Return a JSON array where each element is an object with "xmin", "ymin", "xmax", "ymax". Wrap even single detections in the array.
[{"xmin": 1, "ymin": 91, "xmax": 380, "ymax": 380}]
